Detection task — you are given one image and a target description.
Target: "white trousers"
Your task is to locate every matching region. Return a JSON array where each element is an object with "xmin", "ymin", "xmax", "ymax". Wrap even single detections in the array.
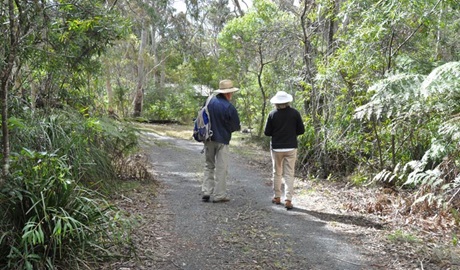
[
  {"xmin": 271, "ymin": 149, "xmax": 297, "ymax": 201},
  {"xmin": 202, "ymin": 141, "xmax": 229, "ymax": 200}
]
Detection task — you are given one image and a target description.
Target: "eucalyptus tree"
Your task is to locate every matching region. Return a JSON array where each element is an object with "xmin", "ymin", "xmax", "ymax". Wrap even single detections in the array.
[
  {"xmin": 105, "ymin": 0, "xmax": 210, "ymax": 118},
  {"xmin": 175, "ymin": 0, "xmax": 242, "ymax": 86},
  {"xmin": 219, "ymin": 0, "xmax": 300, "ymax": 136},
  {"xmin": 129, "ymin": 0, "xmax": 248, "ymax": 122},
  {"xmin": 119, "ymin": 0, "xmax": 175, "ymax": 117}
]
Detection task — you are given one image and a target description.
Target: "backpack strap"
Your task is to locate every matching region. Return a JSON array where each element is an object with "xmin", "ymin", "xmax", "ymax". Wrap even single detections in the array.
[
  {"xmin": 200, "ymin": 95, "xmax": 214, "ymax": 154},
  {"xmin": 204, "ymin": 94, "xmax": 214, "ymax": 136},
  {"xmin": 204, "ymin": 94, "xmax": 213, "ymax": 107}
]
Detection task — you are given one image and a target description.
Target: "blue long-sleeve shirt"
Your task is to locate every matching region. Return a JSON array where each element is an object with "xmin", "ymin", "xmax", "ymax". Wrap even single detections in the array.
[{"xmin": 208, "ymin": 94, "xmax": 240, "ymax": 145}]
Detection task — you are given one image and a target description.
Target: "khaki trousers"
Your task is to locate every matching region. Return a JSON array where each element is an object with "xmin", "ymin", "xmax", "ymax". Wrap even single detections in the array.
[
  {"xmin": 202, "ymin": 141, "xmax": 229, "ymax": 200},
  {"xmin": 271, "ymin": 149, "xmax": 297, "ymax": 201}
]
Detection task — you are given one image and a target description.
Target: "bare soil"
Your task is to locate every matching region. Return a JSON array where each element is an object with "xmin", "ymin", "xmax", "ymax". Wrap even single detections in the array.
[{"xmin": 104, "ymin": 124, "xmax": 460, "ymax": 270}]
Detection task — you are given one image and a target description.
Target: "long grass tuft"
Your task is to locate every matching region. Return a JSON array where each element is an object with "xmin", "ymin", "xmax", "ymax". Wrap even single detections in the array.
[{"xmin": 0, "ymin": 108, "xmax": 138, "ymax": 269}]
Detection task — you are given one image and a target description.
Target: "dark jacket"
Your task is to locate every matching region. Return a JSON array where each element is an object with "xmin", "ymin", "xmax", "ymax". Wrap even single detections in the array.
[
  {"xmin": 208, "ymin": 94, "xmax": 240, "ymax": 145},
  {"xmin": 264, "ymin": 106, "xmax": 305, "ymax": 149}
]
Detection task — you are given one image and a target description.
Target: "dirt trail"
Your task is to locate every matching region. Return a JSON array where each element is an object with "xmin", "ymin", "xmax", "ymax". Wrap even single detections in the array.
[
  {"xmin": 101, "ymin": 125, "xmax": 460, "ymax": 270},
  {"xmin": 105, "ymin": 131, "xmax": 390, "ymax": 270}
]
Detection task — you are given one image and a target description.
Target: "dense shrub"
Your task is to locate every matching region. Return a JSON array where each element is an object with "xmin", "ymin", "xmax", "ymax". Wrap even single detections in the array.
[{"xmin": 0, "ymin": 109, "xmax": 137, "ymax": 269}]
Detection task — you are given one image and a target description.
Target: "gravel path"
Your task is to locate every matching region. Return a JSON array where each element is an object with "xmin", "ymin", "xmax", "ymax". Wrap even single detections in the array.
[{"xmin": 113, "ymin": 131, "xmax": 376, "ymax": 270}]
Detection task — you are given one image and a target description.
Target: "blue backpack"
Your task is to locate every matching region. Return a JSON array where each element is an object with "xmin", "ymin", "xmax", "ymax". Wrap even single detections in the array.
[{"xmin": 193, "ymin": 95, "xmax": 213, "ymax": 142}]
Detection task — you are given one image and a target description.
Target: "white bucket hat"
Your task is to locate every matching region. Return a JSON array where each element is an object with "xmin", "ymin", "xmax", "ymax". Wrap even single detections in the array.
[
  {"xmin": 270, "ymin": 91, "xmax": 293, "ymax": 104},
  {"xmin": 214, "ymin": 80, "xmax": 239, "ymax": 94}
]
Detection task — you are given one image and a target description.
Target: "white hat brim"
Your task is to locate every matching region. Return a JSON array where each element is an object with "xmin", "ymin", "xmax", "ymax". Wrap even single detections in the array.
[{"xmin": 270, "ymin": 95, "xmax": 292, "ymax": 104}]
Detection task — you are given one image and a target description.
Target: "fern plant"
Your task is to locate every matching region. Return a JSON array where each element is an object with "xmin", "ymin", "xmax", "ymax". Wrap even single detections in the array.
[{"xmin": 356, "ymin": 61, "xmax": 460, "ymax": 209}]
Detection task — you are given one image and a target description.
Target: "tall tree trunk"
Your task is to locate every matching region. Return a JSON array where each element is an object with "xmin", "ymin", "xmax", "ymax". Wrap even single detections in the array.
[
  {"xmin": 0, "ymin": 77, "xmax": 11, "ymax": 182},
  {"xmin": 300, "ymin": 0, "xmax": 327, "ymax": 178},
  {"xmin": 133, "ymin": 27, "xmax": 147, "ymax": 117},
  {"xmin": 327, "ymin": 0, "xmax": 337, "ymax": 53},
  {"xmin": 0, "ymin": 0, "xmax": 18, "ymax": 181},
  {"xmin": 150, "ymin": 26, "xmax": 158, "ymax": 89}
]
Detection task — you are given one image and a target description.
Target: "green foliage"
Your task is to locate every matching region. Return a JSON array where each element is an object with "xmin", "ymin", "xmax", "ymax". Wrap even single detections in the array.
[
  {"xmin": 0, "ymin": 150, "xmax": 129, "ymax": 269},
  {"xmin": 0, "ymin": 109, "xmax": 138, "ymax": 268},
  {"xmin": 9, "ymin": 109, "xmax": 138, "ymax": 189},
  {"xmin": 19, "ymin": 1, "xmax": 130, "ymax": 113},
  {"xmin": 387, "ymin": 229, "xmax": 419, "ymax": 243},
  {"xmin": 143, "ymin": 84, "xmax": 201, "ymax": 123},
  {"xmin": 354, "ymin": 74, "xmax": 425, "ymax": 121},
  {"xmin": 421, "ymin": 62, "xmax": 460, "ymax": 113},
  {"xmin": 356, "ymin": 62, "xmax": 460, "ymax": 212}
]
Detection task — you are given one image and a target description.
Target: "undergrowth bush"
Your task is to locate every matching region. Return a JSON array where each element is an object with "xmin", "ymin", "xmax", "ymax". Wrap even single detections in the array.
[
  {"xmin": 9, "ymin": 109, "xmax": 139, "ymax": 190},
  {"xmin": 0, "ymin": 150, "xmax": 130, "ymax": 269},
  {"xmin": 143, "ymin": 84, "xmax": 202, "ymax": 123},
  {"xmin": 0, "ymin": 109, "xmax": 139, "ymax": 269}
]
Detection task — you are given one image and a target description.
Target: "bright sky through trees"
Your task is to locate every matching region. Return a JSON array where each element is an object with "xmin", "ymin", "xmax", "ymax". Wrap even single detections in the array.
[{"xmin": 171, "ymin": 0, "xmax": 260, "ymax": 13}]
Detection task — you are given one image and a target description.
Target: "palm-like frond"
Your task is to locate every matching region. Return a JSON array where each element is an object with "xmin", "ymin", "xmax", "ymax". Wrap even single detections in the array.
[
  {"xmin": 421, "ymin": 61, "xmax": 460, "ymax": 115},
  {"xmin": 438, "ymin": 114, "xmax": 460, "ymax": 141},
  {"xmin": 355, "ymin": 62, "xmax": 460, "ymax": 208},
  {"xmin": 421, "ymin": 61, "xmax": 460, "ymax": 98},
  {"xmin": 354, "ymin": 73, "xmax": 425, "ymax": 121}
]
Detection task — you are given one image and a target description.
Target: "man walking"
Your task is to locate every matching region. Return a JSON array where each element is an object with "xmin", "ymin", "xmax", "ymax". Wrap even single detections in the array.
[
  {"xmin": 202, "ymin": 80, "xmax": 241, "ymax": 203},
  {"xmin": 264, "ymin": 91, "xmax": 305, "ymax": 209}
]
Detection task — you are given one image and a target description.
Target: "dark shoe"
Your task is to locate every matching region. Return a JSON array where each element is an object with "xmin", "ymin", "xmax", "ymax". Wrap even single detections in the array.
[
  {"xmin": 285, "ymin": 200, "xmax": 293, "ymax": 210},
  {"xmin": 272, "ymin": 197, "xmax": 281, "ymax": 204},
  {"xmin": 202, "ymin": 195, "xmax": 210, "ymax": 202},
  {"xmin": 212, "ymin": 197, "xmax": 230, "ymax": 203}
]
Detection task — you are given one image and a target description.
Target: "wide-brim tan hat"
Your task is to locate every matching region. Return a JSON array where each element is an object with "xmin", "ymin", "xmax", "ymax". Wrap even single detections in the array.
[
  {"xmin": 270, "ymin": 91, "xmax": 293, "ymax": 104},
  {"xmin": 214, "ymin": 80, "xmax": 239, "ymax": 94}
]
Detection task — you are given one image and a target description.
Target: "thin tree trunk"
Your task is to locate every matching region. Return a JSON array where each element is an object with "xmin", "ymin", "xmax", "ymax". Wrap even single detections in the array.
[
  {"xmin": 372, "ymin": 119, "xmax": 384, "ymax": 170},
  {"xmin": 150, "ymin": 26, "xmax": 159, "ymax": 89},
  {"xmin": 0, "ymin": 0, "xmax": 18, "ymax": 181},
  {"xmin": 106, "ymin": 68, "xmax": 115, "ymax": 116},
  {"xmin": 0, "ymin": 78, "xmax": 11, "ymax": 181},
  {"xmin": 133, "ymin": 27, "xmax": 147, "ymax": 117},
  {"xmin": 232, "ymin": 0, "xmax": 245, "ymax": 16},
  {"xmin": 435, "ymin": 2, "xmax": 443, "ymax": 57},
  {"xmin": 301, "ymin": 0, "xmax": 325, "ymax": 177},
  {"xmin": 257, "ymin": 44, "xmax": 267, "ymax": 138}
]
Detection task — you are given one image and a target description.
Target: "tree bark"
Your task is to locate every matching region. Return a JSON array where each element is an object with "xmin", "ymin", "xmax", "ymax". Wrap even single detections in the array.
[
  {"xmin": 0, "ymin": 0, "xmax": 18, "ymax": 181},
  {"xmin": 300, "ymin": 0, "xmax": 328, "ymax": 178},
  {"xmin": 133, "ymin": 27, "xmax": 147, "ymax": 117},
  {"xmin": 256, "ymin": 44, "xmax": 267, "ymax": 138},
  {"xmin": 106, "ymin": 68, "xmax": 115, "ymax": 116},
  {"xmin": 232, "ymin": 0, "xmax": 245, "ymax": 17}
]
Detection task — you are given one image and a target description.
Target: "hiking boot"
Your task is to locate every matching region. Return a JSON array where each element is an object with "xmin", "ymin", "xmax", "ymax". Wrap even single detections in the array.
[
  {"xmin": 202, "ymin": 195, "xmax": 210, "ymax": 202},
  {"xmin": 271, "ymin": 197, "xmax": 281, "ymax": 204},
  {"xmin": 285, "ymin": 200, "xmax": 293, "ymax": 210},
  {"xmin": 212, "ymin": 197, "xmax": 230, "ymax": 203}
]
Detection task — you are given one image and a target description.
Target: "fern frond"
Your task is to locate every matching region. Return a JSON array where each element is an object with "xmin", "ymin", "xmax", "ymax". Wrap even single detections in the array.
[
  {"xmin": 405, "ymin": 168, "xmax": 441, "ymax": 187},
  {"xmin": 421, "ymin": 61, "xmax": 460, "ymax": 98},
  {"xmin": 354, "ymin": 74, "xmax": 425, "ymax": 121},
  {"xmin": 373, "ymin": 169, "xmax": 399, "ymax": 184},
  {"xmin": 420, "ymin": 140, "xmax": 448, "ymax": 165},
  {"xmin": 438, "ymin": 121, "xmax": 460, "ymax": 141}
]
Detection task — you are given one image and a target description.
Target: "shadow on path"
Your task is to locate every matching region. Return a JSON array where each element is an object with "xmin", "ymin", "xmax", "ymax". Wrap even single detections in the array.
[{"xmin": 290, "ymin": 207, "xmax": 384, "ymax": 229}]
